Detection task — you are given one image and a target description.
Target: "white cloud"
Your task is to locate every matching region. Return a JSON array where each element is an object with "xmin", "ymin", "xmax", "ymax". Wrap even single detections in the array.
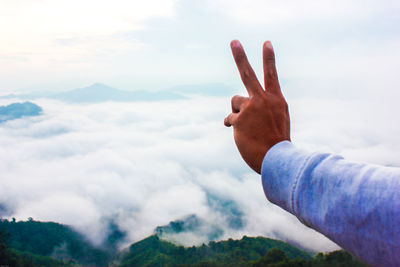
[
  {"xmin": 5, "ymin": 94, "xmax": 399, "ymax": 252},
  {"xmin": 0, "ymin": 0, "xmax": 176, "ymax": 45},
  {"xmin": 291, "ymin": 97, "xmax": 400, "ymax": 166},
  {"xmin": 0, "ymin": 0, "xmax": 177, "ymax": 90},
  {"xmin": 212, "ymin": 0, "xmax": 399, "ymax": 25},
  {"xmin": 0, "ymin": 96, "xmax": 347, "ymax": 252}
]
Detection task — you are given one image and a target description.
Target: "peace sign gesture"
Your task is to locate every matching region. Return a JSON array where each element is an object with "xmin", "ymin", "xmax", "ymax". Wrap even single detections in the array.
[{"xmin": 224, "ymin": 40, "xmax": 291, "ymax": 174}]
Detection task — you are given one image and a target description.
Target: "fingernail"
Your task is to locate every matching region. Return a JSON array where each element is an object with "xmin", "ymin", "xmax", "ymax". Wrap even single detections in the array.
[
  {"xmin": 231, "ymin": 40, "xmax": 241, "ymax": 48},
  {"xmin": 264, "ymin": 41, "xmax": 273, "ymax": 49}
]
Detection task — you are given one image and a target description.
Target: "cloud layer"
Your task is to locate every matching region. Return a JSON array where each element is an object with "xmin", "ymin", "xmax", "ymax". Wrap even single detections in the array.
[
  {"xmin": 0, "ymin": 96, "xmax": 341, "ymax": 252},
  {"xmin": 2, "ymin": 92, "xmax": 399, "ymax": 252}
]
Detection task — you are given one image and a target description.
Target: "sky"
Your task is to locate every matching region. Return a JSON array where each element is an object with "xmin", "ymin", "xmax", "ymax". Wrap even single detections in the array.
[
  {"xmin": 0, "ymin": 0, "xmax": 399, "ymax": 95},
  {"xmin": 1, "ymin": 0, "xmax": 400, "ymax": 253}
]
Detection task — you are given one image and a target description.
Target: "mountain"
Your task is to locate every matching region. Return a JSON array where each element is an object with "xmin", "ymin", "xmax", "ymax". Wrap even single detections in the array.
[
  {"xmin": 0, "ymin": 218, "xmax": 117, "ymax": 266},
  {"xmin": 119, "ymin": 235, "xmax": 313, "ymax": 267},
  {"xmin": 0, "ymin": 218, "xmax": 368, "ymax": 267},
  {"xmin": 119, "ymin": 235, "xmax": 368, "ymax": 267},
  {"xmin": 0, "ymin": 93, "xmax": 41, "ymax": 100},
  {"xmin": 0, "ymin": 102, "xmax": 42, "ymax": 123},
  {"xmin": 155, "ymin": 214, "xmax": 224, "ymax": 243},
  {"xmin": 0, "ymin": 228, "xmax": 72, "ymax": 267},
  {"xmin": 154, "ymin": 196, "xmax": 245, "ymax": 246},
  {"xmin": 50, "ymin": 83, "xmax": 186, "ymax": 103},
  {"xmin": 0, "ymin": 83, "xmax": 186, "ymax": 103},
  {"xmin": 0, "ymin": 83, "xmax": 235, "ymax": 103}
]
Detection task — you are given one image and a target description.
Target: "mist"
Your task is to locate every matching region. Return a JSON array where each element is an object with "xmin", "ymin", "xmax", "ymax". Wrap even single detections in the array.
[{"xmin": 2, "ymin": 92, "xmax": 399, "ymax": 252}]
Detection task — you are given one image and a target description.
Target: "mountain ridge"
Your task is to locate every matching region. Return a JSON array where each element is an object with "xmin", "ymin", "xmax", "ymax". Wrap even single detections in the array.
[
  {"xmin": 0, "ymin": 218, "xmax": 368, "ymax": 267},
  {"xmin": 0, "ymin": 83, "xmax": 236, "ymax": 103}
]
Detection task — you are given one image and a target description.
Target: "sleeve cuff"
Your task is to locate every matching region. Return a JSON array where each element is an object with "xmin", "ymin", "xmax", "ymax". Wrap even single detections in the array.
[{"xmin": 261, "ymin": 141, "xmax": 312, "ymax": 214}]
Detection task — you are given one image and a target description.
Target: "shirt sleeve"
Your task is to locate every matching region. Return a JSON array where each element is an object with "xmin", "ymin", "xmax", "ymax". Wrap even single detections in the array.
[{"xmin": 261, "ymin": 141, "xmax": 400, "ymax": 267}]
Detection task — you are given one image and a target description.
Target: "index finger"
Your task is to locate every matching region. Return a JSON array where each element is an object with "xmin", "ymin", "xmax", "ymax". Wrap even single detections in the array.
[{"xmin": 230, "ymin": 40, "xmax": 264, "ymax": 97}]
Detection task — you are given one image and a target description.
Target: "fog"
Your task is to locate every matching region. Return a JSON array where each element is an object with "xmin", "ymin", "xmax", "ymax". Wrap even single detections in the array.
[{"xmin": 1, "ymin": 93, "xmax": 399, "ymax": 252}]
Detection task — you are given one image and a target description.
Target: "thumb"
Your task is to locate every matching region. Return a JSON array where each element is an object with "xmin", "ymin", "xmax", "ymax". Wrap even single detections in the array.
[{"xmin": 224, "ymin": 113, "xmax": 238, "ymax": 127}]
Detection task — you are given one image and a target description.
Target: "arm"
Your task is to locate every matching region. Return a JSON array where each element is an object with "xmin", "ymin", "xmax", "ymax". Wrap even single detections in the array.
[
  {"xmin": 224, "ymin": 40, "xmax": 400, "ymax": 266},
  {"xmin": 262, "ymin": 141, "xmax": 400, "ymax": 267}
]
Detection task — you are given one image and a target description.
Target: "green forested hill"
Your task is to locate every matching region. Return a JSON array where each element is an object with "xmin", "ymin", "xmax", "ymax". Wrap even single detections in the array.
[
  {"xmin": 119, "ymin": 235, "xmax": 367, "ymax": 267},
  {"xmin": 119, "ymin": 235, "xmax": 312, "ymax": 267},
  {"xmin": 0, "ymin": 218, "xmax": 110, "ymax": 266},
  {"xmin": 1, "ymin": 218, "xmax": 368, "ymax": 267},
  {"xmin": 1, "ymin": 227, "xmax": 73, "ymax": 267}
]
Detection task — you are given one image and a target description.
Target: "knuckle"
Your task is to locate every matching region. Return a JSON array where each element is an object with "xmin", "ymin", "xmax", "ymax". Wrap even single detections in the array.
[
  {"xmin": 251, "ymin": 95, "xmax": 266, "ymax": 108},
  {"xmin": 232, "ymin": 95, "xmax": 246, "ymax": 113},
  {"xmin": 266, "ymin": 95, "xmax": 288, "ymax": 109},
  {"xmin": 279, "ymin": 97, "xmax": 288, "ymax": 108},
  {"xmin": 231, "ymin": 95, "xmax": 241, "ymax": 105},
  {"xmin": 264, "ymin": 54, "xmax": 275, "ymax": 63},
  {"xmin": 279, "ymin": 99, "xmax": 289, "ymax": 111},
  {"xmin": 242, "ymin": 70, "xmax": 257, "ymax": 86},
  {"xmin": 266, "ymin": 68, "xmax": 277, "ymax": 79}
]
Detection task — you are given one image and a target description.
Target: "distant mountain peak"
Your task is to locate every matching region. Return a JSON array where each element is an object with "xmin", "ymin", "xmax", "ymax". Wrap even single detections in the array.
[
  {"xmin": 50, "ymin": 83, "xmax": 186, "ymax": 103},
  {"xmin": 0, "ymin": 83, "xmax": 235, "ymax": 103},
  {"xmin": 81, "ymin": 83, "xmax": 116, "ymax": 90},
  {"xmin": 0, "ymin": 101, "xmax": 42, "ymax": 123}
]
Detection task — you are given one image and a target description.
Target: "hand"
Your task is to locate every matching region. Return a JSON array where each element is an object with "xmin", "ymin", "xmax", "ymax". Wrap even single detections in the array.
[{"xmin": 224, "ymin": 40, "xmax": 290, "ymax": 174}]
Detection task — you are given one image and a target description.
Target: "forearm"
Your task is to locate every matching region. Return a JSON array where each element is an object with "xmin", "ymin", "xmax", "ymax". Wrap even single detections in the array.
[{"xmin": 261, "ymin": 141, "xmax": 400, "ymax": 267}]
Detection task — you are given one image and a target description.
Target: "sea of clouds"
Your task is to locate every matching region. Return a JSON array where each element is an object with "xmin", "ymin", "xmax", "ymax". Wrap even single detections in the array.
[{"xmin": 1, "ymin": 93, "xmax": 400, "ymax": 252}]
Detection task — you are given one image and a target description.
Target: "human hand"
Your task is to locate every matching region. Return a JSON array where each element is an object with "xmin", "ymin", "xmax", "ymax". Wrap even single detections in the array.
[{"xmin": 224, "ymin": 40, "xmax": 290, "ymax": 174}]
